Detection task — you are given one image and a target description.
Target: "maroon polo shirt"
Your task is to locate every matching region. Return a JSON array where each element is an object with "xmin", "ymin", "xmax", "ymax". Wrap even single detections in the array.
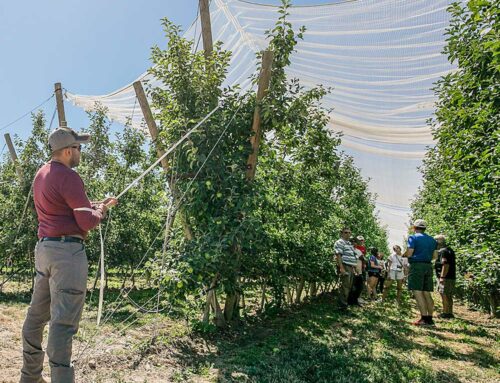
[{"xmin": 33, "ymin": 161, "xmax": 104, "ymax": 239}]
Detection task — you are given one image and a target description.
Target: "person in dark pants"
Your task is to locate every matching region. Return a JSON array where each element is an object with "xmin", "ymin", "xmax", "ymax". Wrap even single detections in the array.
[
  {"xmin": 403, "ymin": 219, "xmax": 438, "ymax": 326},
  {"xmin": 354, "ymin": 236, "xmax": 368, "ymax": 301},
  {"xmin": 376, "ymin": 252, "xmax": 387, "ymax": 294},
  {"xmin": 348, "ymin": 238, "xmax": 364, "ymax": 306},
  {"xmin": 367, "ymin": 247, "xmax": 383, "ymax": 300},
  {"xmin": 434, "ymin": 235, "xmax": 456, "ymax": 319}
]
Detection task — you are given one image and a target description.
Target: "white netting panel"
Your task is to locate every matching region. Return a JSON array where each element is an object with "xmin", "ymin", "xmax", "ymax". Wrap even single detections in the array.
[{"xmin": 65, "ymin": 0, "xmax": 455, "ymax": 244}]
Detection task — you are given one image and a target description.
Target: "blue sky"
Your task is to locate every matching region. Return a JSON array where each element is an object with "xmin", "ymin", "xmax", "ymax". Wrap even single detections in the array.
[{"xmin": 0, "ymin": 0, "xmax": 326, "ymax": 145}]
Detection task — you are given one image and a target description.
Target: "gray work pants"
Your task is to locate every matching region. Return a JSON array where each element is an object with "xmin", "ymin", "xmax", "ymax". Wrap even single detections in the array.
[
  {"xmin": 337, "ymin": 264, "xmax": 355, "ymax": 308},
  {"xmin": 20, "ymin": 240, "xmax": 88, "ymax": 383}
]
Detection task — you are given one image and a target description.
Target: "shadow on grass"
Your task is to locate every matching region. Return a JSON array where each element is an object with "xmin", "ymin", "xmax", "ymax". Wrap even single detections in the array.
[
  {"xmin": 166, "ymin": 294, "xmax": 471, "ymax": 383},
  {"xmin": 83, "ymin": 287, "xmax": 166, "ymax": 326},
  {"xmin": 0, "ymin": 290, "xmax": 31, "ymax": 305}
]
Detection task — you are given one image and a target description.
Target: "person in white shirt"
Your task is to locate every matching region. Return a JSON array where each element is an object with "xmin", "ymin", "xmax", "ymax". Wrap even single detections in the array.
[{"xmin": 382, "ymin": 245, "xmax": 408, "ymax": 304}]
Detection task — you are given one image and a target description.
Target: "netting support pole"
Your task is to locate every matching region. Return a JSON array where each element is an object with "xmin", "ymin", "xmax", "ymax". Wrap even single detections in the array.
[
  {"xmin": 54, "ymin": 82, "xmax": 67, "ymax": 128},
  {"xmin": 246, "ymin": 50, "xmax": 274, "ymax": 180},
  {"xmin": 132, "ymin": 80, "xmax": 194, "ymax": 240},
  {"xmin": 133, "ymin": 81, "xmax": 169, "ymax": 171},
  {"xmin": 4, "ymin": 133, "xmax": 23, "ymax": 181},
  {"xmin": 199, "ymin": 0, "xmax": 213, "ymax": 57}
]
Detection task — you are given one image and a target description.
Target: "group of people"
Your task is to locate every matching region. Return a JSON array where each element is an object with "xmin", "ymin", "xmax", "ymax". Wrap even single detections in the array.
[{"xmin": 334, "ymin": 220, "xmax": 456, "ymax": 326}]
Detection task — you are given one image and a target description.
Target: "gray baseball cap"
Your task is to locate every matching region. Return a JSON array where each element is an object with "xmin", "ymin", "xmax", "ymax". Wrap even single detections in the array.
[
  {"xmin": 413, "ymin": 219, "xmax": 427, "ymax": 229},
  {"xmin": 48, "ymin": 127, "xmax": 90, "ymax": 152}
]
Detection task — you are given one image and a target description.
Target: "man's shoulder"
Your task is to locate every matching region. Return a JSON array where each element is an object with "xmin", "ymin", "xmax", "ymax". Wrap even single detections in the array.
[
  {"xmin": 408, "ymin": 233, "xmax": 418, "ymax": 241},
  {"xmin": 412, "ymin": 233, "xmax": 435, "ymax": 243},
  {"xmin": 34, "ymin": 162, "xmax": 50, "ymax": 176},
  {"xmin": 53, "ymin": 163, "xmax": 82, "ymax": 182},
  {"xmin": 35, "ymin": 162, "xmax": 83, "ymax": 190},
  {"xmin": 335, "ymin": 239, "xmax": 354, "ymax": 252}
]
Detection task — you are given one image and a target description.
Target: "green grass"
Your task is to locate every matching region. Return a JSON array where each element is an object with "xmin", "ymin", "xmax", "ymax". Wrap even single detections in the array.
[
  {"xmin": 1, "ymin": 280, "xmax": 498, "ymax": 383},
  {"xmin": 189, "ymin": 297, "xmax": 437, "ymax": 382},
  {"xmin": 169, "ymin": 292, "xmax": 499, "ymax": 383}
]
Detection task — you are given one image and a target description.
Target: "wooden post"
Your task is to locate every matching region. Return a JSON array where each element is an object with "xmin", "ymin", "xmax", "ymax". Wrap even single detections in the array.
[
  {"xmin": 4, "ymin": 133, "xmax": 23, "ymax": 181},
  {"xmin": 133, "ymin": 80, "xmax": 194, "ymax": 240},
  {"xmin": 133, "ymin": 81, "xmax": 169, "ymax": 171},
  {"xmin": 54, "ymin": 82, "xmax": 67, "ymax": 128},
  {"xmin": 246, "ymin": 50, "xmax": 274, "ymax": 180},
  {"xmin": 199, "ymin": 0, "xmax": 213, "ymax": 56}
]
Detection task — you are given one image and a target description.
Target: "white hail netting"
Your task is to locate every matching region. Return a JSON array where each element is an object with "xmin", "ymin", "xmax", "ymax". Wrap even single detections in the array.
[{"xmin": 65, "ymin": 0, "xmax": 455, "ymax": 245}]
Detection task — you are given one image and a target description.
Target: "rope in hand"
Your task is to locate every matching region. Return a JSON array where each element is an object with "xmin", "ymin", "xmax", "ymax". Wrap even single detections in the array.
[
  {"xmin": 81, "ymin": 102, "xmax": 221, "ymax": 326},
  {"xmin": 115, "ymin": 103, "xmax": 220, "ymax": 200}
]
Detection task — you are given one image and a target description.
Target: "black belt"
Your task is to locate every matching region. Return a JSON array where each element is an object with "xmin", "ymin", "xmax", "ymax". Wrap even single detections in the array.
[{"xmin": 40, "ymin": 236, "xmax": 84, "ymax": 244}]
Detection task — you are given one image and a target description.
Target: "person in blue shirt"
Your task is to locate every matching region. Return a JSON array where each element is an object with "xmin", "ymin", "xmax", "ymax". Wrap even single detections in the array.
[{"xmin": 403, "ymin": 219, "xmax": 438, "ymax": 326}]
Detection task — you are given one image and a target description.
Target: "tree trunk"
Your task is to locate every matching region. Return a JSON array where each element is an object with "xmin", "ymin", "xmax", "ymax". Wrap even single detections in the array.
[
  {"xmin": 240, "ymin": 291, "xmax": 246, "ymax": 311},
  {"xmin": 260, "ymin": 281, "xmax": 267, "ymax": 311},
  {"xmin": 295, "ymin": 278, "xmax": 305, "ymax": 304},
  {"xmin": 211, "ymin": 290, "xmax": 226, "ymax": 328},
  {"xmin": 224, "ymin": 291, "xmax": 240, "ymax": 324},
  {"xmin": 326, "ymin": 282, "xmax": 333, "ymax": 292},
  {"xmin": 285, "ymin": 286, "xmax": 293, "ymax": 305},
  {"xmin": 120, "ymin": 266, "xmax": 127, "ymax": 290},
  {"xmin": 489, "ymin": 290, "xmax": 499, "ymax": 318},
  {"xmin": 178, "ymin": 210, "xmax": 193, "ymax": 240},
  {"xmin": 309, "ymin": 281, "xmax": 317, "ymax": 297},
  {"xmin": 130, "ymin": 263, "xmax": 136, "ymax": 289},
  {"xmin": 202, "ymin": 291, "xmax": 211, "ymax": 323},
  {"xmin": 202, "ymin": 275, "xmax": 226, "ymax": 327}
]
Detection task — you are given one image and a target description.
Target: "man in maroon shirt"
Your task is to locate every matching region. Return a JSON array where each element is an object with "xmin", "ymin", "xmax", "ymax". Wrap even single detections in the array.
[{"xmin": 20, "ymin": 127, "xmax": 117, "ymax": 383}]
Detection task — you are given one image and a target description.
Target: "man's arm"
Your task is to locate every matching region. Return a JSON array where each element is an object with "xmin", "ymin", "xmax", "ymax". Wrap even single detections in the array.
[
  {"xmin": 403, "ymin": 248, "xmax": 414, "ymax": 258},
  {"xmin": 61, "ymin": 174, "xmax": 105, "ymax": 232},
  {"xmin": 432, "ymin": 249, "xmax": 438, "ymax": 261},
  {"xmin": 369, "ymin": 258, "xmax": 382, "ymax": 269},
  {"xmin": 440, "ymin": 252, "xmax": 450, "ymax": 279},
  {"xmin": 440, "ymin": 263, "xmax": 450, "ymax": 279}
]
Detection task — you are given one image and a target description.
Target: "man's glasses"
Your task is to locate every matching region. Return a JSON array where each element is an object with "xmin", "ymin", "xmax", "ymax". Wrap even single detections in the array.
[{"xmin": 71, "ymin": 145, "xmax": 82, "ymax": 151}]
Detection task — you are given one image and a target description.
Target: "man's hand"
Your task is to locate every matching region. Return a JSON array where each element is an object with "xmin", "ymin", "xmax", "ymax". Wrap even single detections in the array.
[
  {"xmin": 103, "ymin": 197, "xmax": 118, "ymax": 208},
  {"xmin": 95, "ymin": 197, "xmax": 116, "ymax": 217},
  {"xmin": 93, "ymin": 197, "xmax": 119, "ymax": 207}
]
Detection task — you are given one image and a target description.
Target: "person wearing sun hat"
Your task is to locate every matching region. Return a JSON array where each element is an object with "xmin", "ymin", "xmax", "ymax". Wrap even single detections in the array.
[
  {"xmin": 403, "ymin": 219, "xmax": 438, "ymax": 326},
  {"xmin": 20, "ymin": 127, "xmax": 117, "ymax": 383}
]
